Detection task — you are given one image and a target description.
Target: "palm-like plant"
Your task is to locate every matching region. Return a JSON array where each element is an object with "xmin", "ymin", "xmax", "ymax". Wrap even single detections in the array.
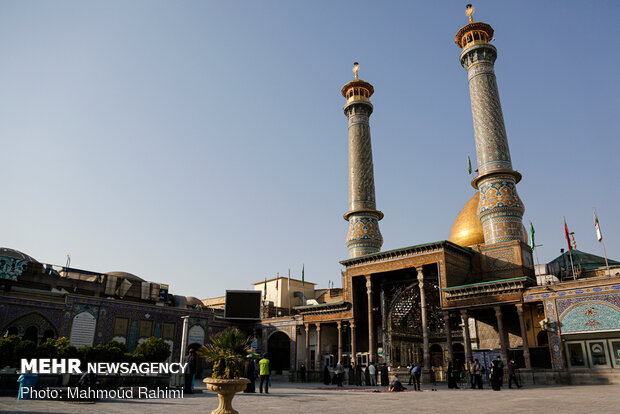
[{"xmin": 198, "ymin": 328, "xmax": 253, "ymax": 379}]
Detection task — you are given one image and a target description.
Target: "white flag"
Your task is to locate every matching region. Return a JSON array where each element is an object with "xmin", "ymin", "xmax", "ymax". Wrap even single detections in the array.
[{"xmin": 594, "ymin": 208, "xmax": 603, "ymax": 242}]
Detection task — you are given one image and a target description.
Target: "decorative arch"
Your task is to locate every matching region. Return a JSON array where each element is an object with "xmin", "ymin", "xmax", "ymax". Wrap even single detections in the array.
[
  {"xmin": 267, "ymin": 331, "xmax": 291, "ymax": 373},
  {"xmin": 267, "ymin": 328, "xmax": 291, "ymax": 341},
  {"xmin": 3, "ymin": 312, "xmax": 58, "ymax": 344}
]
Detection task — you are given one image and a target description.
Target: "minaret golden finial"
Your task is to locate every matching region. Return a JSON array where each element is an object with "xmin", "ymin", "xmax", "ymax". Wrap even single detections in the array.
[
  {"xmin": 353, "ymin": 62, "xmax": 359, "ymax": 80},
  {"xmin": 466, "ymin": 4, "xmax": 475, "ymax": 23}
]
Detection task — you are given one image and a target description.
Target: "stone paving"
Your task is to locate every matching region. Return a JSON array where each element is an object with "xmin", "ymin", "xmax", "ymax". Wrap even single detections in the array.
[{"xmin": 1, "ymin": 381, "xmax": 619, "ymax": 414}]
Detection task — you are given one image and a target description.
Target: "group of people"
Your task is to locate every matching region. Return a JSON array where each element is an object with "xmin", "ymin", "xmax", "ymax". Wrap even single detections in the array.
[
  {"xmin": 320, "ymin": 361, "xmax": 392, "ymax": 387},
  {"xmin": 467, "ymin": 357, "xmax": 522, "ymax": 391},
  {"xmin": 243, "ymin": 354, "xmax": 272, "ymax": 394}
]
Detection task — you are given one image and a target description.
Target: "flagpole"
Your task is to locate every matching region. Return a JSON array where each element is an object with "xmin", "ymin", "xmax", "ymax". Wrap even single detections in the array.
[
  {"xmin": 288, "ymin": 268, "xmax": 291, "ymax": 316},
  {"xmin": 530, "ymin": 221, "xmax": 541, "ymax": 268},
  {"xmin": 564, "ymin": 217, "xmax": 577, "ymax": 280},
  {"xmin": 601, "ymin": 239, "xmax": 611, "ymax": 277},
  {"xmin": 594, "ymin": 207, "xmax": 611, "ymax": 277}
]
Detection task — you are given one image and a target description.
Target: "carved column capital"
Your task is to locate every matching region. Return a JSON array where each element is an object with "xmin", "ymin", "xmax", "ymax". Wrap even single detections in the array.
[
  {"xmin": 365, "ymin": 275, "xmax": 372, "ymax": 291},
  {"xmin": 460, "ymin": 309, "xmax": 469, "ymax": 318},
  {"xmin": 337, "ymin": 321, "xmax": 342, "ymax": 329},
  {"xmin": 442, "ymin": 311, "xmax": 451, "ymax": 322},
  {"xmin": 515, "ymin": 303, "xmax": 524, "ymax": 314},
  {"xmin": 494, "ymin": 305, "xmax": 503, "ymax": 317}
]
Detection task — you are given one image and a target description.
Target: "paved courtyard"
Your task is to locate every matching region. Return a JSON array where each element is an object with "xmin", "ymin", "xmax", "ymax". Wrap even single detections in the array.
[{"xmin": 1, "ymin": 381, "xmax": 619, "ymax": 414}]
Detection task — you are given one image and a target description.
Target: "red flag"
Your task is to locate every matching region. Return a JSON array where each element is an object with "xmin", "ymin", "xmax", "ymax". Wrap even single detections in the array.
[
  {"xmin": 564, "ymin": 218, "xmax": 572, "ymax": 252},
  {"xmin": 275, "ymin": 276, "xmax": 278, "ymax": 290}
]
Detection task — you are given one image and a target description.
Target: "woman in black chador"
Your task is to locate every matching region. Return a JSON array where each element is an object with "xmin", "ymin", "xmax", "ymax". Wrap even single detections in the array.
[
  {"xmin": 447, "ymin": 361, "xmax": 459, "ymax": 389},
  {"xmin": 380, "ymin": 364, "xmax": 389, "ymax": 386},
  {"xmin": 323, "ymin": 365, "xmax": 331, "ymax": 385},
  {"xmin": 243, "ymin": 357, "xmax": 256, "ymax": 393},
  {"xmin": 355, "ymin": 363, "xmax": 363, "ymax": 386},
  {"xmin": 490, "ymin": 357, "xmax": 503, "ymax": 391}
]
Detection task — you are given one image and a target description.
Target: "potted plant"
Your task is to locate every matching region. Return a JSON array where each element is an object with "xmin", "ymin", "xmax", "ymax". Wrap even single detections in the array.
[{"xmin": 198, "ymin": 328, "xmax": 252, "ymax": 414}]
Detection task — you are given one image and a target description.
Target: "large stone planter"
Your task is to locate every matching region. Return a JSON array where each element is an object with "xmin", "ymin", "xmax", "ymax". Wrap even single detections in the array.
[{"xmin": 204, "ymin": 377, "xmax": 250, "ymax": 414}]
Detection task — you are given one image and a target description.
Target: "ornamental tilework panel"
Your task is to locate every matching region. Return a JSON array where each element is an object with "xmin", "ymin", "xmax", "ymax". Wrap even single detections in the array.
[
  {"xmin": 478, "ymin": 179, "xmax": 523, "ymax": 213},
  {"xmin": 556, "ymin": 293, "xmax": 620, "ymax": 315},
  {"xmin": 0, "ymin": 257, "xmax": 30, "ymax": 281},
  {"xmin": 544, "ymin": 299, "xmax": 564, "ymax": 370},
  {"xmin": 73, "ymin": 304, "xmax": 99, "ymax": 319},
  {"xmin": 468, "ymin": 73, "xmax": 512, "ymax": 175},
  {"xmin": 557, "ymin": 293, "xmax": 620, "ymax": 334},
  {"xmin": 346, "ymin": 216, "xmax": 382, "ymax": 244}
]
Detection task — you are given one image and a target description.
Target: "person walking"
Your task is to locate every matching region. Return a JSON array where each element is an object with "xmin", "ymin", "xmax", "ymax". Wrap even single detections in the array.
[
  {"xmin": 368, "ymin": 363, "xmax": 377, "ymax": 386},
  {"xmin": 355, "ymin": 362, "xmax": 363, "ymax": 386},
  {"xmin": 243, "ymin": 357, "xmax": 256, "ymax": 393},
  {"xmin": 323, "ymin": 364, "xmax": 331, "ymax": 385},
  {"xmin": 335, "ymin": 361, "xmax": 344, "ymax": 387},
  {"xmin": 380, "ymin": 364, "xmax": 389, "ymax": 386},
  {"xmin": 407, "ymin": 362, "xmax": 414, "ymax": 385},
  {"xmin": 507, "ymin": 359, "xmax": 522, "ymax": 389},
  {"xmin": 412, "ymin": 364, "xmax": 421, "ymax": 391},
  {"xmin": 259, "ymin": 354, "xmax": 271, "ymax": 394},
  {"xmin": 299, "ymin": 363, "xmax": 306, "ymax": 383},
  {"xmin": 490, "ymin": 357, "xmax": 502, "ymax": 391},
  {"xmin": 468, "ymin": 359, "xmax": 476, "ymax": 389},
  {"xmin": 349, "ymin": 362, "xmax": 356, "ymax": 385},
  {"xmin": 474, "ymin": 358, "xmax": 483, "ymax": 389},
  {"xmin": 447, "ymin": 361, "xmax": 459, "ymax": 389},
  {"xmin": 184, "ymin": 348, "xmax": 196, "ymax": 394}
]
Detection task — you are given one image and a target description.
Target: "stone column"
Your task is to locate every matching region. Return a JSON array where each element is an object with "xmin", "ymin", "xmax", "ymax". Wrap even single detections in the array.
[
  {"xmin": 337, "ymin": 321, "xmax": 343, "ymax": 363},
  {"xmin": 316, "ymin": 323, "xmax": 322, "ymax": 370},
  {"xmin": 460, "ymin": 309, "xmax": 473, "ymax": 364},
  {"xmin": 494, "ymin": 306, "xmax": 508, "ymax": 362},
  {"xmin": 350, "ymin": 321, "xmax": 357, "ymax": 363},
  {"xmin": 304, "ymin": 324, "xmax": 310, "ymax": 368},
  {"xmin": 515, "ymin": 303, "xmax": 531, "ymax": 369},
  {"xmin": 366, "ymin": 275, "xmax": 375, "ymax": 363},
  {"xmin": 417, "ymin": 266, "xmax": 431, "ymax": 374},
  {"xmin": 443, "ymin": 311, "xmax": 454, "ymax": 364}
]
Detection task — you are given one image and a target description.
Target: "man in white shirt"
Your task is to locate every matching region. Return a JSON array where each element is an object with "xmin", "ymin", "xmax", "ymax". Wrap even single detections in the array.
[{"xmin": 368, "ymin": 363, "xmax": 377, "ymax": 386}]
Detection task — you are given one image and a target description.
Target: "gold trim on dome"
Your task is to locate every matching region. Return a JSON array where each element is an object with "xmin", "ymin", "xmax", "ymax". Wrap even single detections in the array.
[{"xmin": 449, "ymin": 193, "xmax": 485, "ymax": 247}]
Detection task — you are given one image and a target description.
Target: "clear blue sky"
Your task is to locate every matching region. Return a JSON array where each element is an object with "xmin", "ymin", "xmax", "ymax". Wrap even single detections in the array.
[{"xmin": 1, "ymin": 1, "xmax": 618, "ymax": 298}]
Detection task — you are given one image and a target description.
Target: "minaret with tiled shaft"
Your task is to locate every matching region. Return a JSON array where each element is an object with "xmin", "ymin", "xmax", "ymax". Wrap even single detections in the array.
[
  {"xmin": 342, "ymin": 63, "xmax": 383, "ymax": 258},
  {"xmin": 456, "ymin": 5, "xmax": 525, "ymax": 245}
]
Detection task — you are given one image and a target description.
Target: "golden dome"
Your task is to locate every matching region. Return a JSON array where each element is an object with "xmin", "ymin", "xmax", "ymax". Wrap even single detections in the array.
[{"xmin": 449, "ymin": 193, "xmax": 485, "ymax": 247}]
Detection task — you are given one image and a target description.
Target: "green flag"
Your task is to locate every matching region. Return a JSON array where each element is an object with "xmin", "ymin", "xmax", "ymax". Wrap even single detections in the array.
[
  {"xmin": 263, "ymin": 277, "xmax": 267, "ymax": 299},
  {"xmin": 529, "ymin": 221, "xmax": 535, "ymax": 251},
  {"xmin": 301, "ymin": 264, "xmax": 304, "ymax": 286},
  {"xmin": 468, "ymin": 154, "xmax": 472, "ymax": 175}
]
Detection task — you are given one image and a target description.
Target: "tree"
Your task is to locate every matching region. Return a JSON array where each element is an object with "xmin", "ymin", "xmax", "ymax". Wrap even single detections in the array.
[
  {"xmin": 0, "ymin": 335, "xmax": 21, "ymax": 368},
  {"xmin": 135, "ymin": 337, "xmax": 170, "ymax": 362},
  {"xmin": 198, "ymin": 328, "xmax": 253, "ymax": 379},
  {"xmin": 14, "ymin": 340, "xmax": 37, "ymax": 362}
]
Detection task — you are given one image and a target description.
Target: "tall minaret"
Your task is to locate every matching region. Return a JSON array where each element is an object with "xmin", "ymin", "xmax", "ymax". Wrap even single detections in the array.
[
  {"xmin": 456, "ymin": 5, "xmax": 525, "ymax": 245},
  {"xmin": 342, "ymin": 63, "xmax": 383, "ymax": 258}
]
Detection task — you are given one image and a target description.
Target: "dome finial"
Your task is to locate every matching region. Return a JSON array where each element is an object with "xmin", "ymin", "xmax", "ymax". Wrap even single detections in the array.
[
  {"xmin": 353, "ymin": 62, "xmax": 359, "ymax": 80},
  {"xmin": 466, "ymin": 4, "xmax": 475, "ymax": 23}
]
